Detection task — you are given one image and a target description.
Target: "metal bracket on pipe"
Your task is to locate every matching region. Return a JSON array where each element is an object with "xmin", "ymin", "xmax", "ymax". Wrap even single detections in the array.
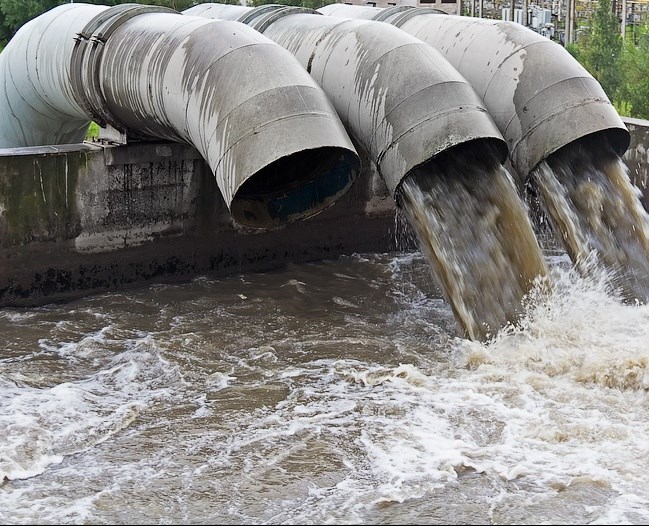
[
  {"xmin": 370, "ymin": 5, "xmax": 416, "ymax": 22},
  {"xmin": 384, "ymin": 7, "xmax": 447, "ymax": 27},
  {"xmin": 98, "ymin": 124, "xmax": 127, "ymax": 145}
]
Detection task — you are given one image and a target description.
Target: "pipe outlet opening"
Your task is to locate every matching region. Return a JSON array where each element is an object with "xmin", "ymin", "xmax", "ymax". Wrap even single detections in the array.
[
  {"xmin": 230, "ymin": 146, "xmax": 360, "ymax": 229},
  {"xmin": 393, "ymin": 137, "xmax": 507, "ymax": 207}
]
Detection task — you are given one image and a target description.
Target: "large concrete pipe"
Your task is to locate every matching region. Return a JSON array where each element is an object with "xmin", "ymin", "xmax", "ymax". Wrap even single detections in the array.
[
  {"xmin": 0, "ymin": 3, "xmax": 360, "ymax": 228},
  {"xmin": 184, "ymin": 3, "xmax": 507, "ymax": 198},
  {"xmin": 318, "ymin": 3, "xmax": 630, "ymax": 180}
]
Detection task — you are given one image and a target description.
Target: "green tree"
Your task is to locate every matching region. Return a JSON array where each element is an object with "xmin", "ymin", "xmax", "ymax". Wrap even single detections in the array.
[
  {"xmin": 0, "ymin": 0, "xmax": 200, "ymax": 46},
  {"xmin": 0, "ymin": 0, "xmax": 59, "ymax": 45},
  {"xmin": 0, "ymin": 10, "xmax": 4, "ymax": 48},
  {"xmin": 575, "ymin": 0, "xmax": 623, "ymax": 102},
  {"xmin": 619, "ymin": 22, "xmax": 649, "ymax": 119}
]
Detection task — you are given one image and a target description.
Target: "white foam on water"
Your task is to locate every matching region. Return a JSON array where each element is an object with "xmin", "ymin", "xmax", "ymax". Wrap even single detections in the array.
[
  {"xmin": 172, "ymin": 258, "xmax": 649, "ymax": 524},
  {"xmin": 0, "ymin": 334, "xmax": 183, "ymax": 487},
  {"xmin": 37, "ymin": 324, "xmax": 116, "ymax": 362},
  {"xmin": 324, "ymin": 260, "xmax": 649, "ymax": 523},
  {"xmin": 0, "ymin": 310, "xmax": 38, "ymax": 323}
]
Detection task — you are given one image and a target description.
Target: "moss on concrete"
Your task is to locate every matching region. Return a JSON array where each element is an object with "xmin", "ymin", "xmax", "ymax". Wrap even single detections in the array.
[{"xmin": 0, "ymin": 152, "xmax": 85, "ymax": 247}]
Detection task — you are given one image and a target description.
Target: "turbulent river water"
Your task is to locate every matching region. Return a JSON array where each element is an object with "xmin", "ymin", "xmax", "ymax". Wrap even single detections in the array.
[{"xmin": 2, "ymin": 247, "xmax": 649, "ymax": 525}]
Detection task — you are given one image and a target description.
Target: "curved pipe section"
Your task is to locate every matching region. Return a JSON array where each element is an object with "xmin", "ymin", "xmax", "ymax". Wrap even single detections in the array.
[
  {"xmin": 0, "ymin": 3, "xmax": 106, "ymax": 146},
  {"xmin": 319, "ymin": 4, "xmax": 630, "ymax": 179},
  {"xmin": 0, "ymin": 4, "xmax": 361, "ymax": 228},
  {"xmin": 187, "ymin": 4, "xmax": 507, "ymax": 198}
]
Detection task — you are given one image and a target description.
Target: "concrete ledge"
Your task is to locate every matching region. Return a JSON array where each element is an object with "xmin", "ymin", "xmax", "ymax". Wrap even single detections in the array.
[
  {"xmin": 2, "ymin": 117, "xmax": 648, "ymax": 308},
  {"xmin": 0, "ymin": 140, "xmax": 398, "ymax": 307},
  {"xmin": 103, "ymin": 142, "xmax": 203, "ymax": 166},
  {"xmin": 0, "ymin": 143, "xmax": 103, "ymax": 157}
]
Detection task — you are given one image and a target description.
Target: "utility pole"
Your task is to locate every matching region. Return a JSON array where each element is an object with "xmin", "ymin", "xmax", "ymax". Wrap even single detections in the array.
[
  {"xmin": 523, "ymin": 0, "xmax": 529, "ymax": 25},
  {"xmin": 565, "ymin": 0, "xmax": 574, "ymax": 45},
  {"xmin": 621, "ymin": 0, "xmax": 627, "ymax": 39}
]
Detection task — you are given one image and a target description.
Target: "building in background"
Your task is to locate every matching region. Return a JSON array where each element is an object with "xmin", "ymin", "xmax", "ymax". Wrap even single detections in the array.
[
  {"xmin": 339, "ymin": 0, "xmax": 554, "ymax": 22},
  {"xmin": 340, "ymin": 0, "xmax": 649, "ymax": 44}
]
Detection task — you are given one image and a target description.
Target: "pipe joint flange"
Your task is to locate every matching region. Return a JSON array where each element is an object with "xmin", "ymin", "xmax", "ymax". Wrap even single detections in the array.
[
  {"xmin": 371, "ymin": 5, "xmax": 414, "ymax": 22},
  {"xmin": 70, "ymin": 3, "xmax": 177, "ymax": 131},
  {"xmin": 388, "ymin": 7, "xmax": 447, "ymax": 27},
  {"xmin": 237, "ymin": 4, "xmax": 319, "ymax": 33}
]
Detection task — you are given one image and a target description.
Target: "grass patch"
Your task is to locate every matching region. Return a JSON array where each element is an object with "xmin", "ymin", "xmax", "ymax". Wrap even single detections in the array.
[
  {"xmin": 85, "ymin": 121, "xmax": 100, "ymax": 141},
  {"xmin": 614, "ymin": 100, "xmax": 632, "ymax": 118}
]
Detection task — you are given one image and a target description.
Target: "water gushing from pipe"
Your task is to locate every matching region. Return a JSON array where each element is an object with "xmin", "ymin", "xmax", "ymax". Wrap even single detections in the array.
[
  {"xmin": 531, "ymin": 135, "xmax": 649, "ymax": 303},
  {"xmin": 398, "ymin": 144, "xmax": 548, "ymax": 340}
]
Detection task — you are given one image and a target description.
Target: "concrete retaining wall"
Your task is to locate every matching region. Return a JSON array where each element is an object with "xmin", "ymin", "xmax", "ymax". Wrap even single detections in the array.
[
  {"xmin": 0, "ymin": 141, "xmax": 398, "ymax": 307},
  {"xmin": 1, "ymin": 117, "xmax": 648, "ymax": 307}
]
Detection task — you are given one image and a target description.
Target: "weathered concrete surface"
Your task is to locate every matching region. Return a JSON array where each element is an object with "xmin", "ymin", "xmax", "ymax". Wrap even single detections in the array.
[
  {"xmin": 0, "ymin": 141, "xmax": 396, "ymax": 307},
  {"xmin": 1, "ymin": 116, "xmax": 648, "ymax": 308}
]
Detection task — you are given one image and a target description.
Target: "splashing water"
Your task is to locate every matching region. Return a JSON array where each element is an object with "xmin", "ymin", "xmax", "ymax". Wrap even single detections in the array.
[
  {"xmin": 398, "ymin": 145, "xmax": 549, "ymax": 341},
  {"xmin": 2, "ymin": 254, "xmax": 649, "ymax": 525},
  {"xmin": 2, "ymin": 133, "xmax": 649, "ymax": 524},
  {"xmin": 532, "ymin": 135, "xmax": 649, "ymax": 303}
]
